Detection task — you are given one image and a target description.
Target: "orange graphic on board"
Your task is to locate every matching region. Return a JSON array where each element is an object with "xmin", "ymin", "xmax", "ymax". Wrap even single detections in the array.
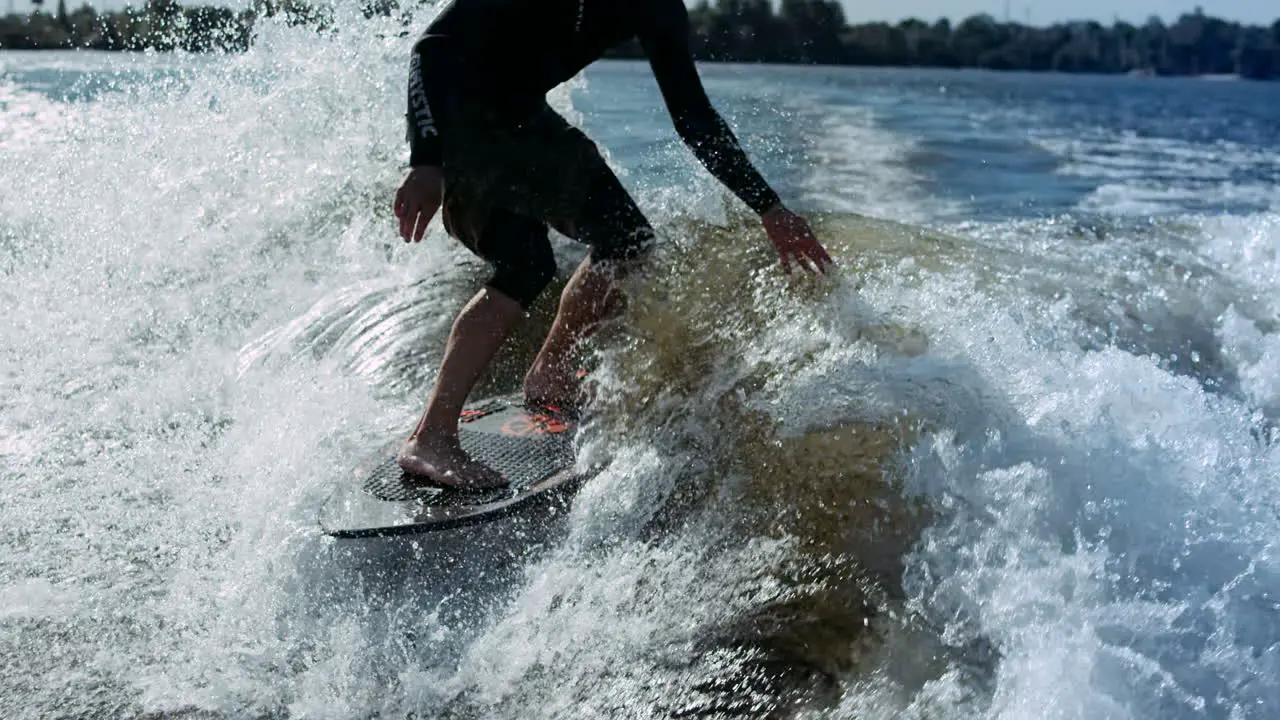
[{"xmin": 502, "ymin": 412, "xmax": 570, "ymax": 437}]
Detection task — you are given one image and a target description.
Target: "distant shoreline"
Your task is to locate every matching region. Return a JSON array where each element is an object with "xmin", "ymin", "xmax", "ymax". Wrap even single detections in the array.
[
  {"xmin": 2, "ymin": 3, "xmax": 1277, "ymax": 81},
  {"xmin": 0, "ymin": 49, "xmax": 1264, "ymax": 84}
]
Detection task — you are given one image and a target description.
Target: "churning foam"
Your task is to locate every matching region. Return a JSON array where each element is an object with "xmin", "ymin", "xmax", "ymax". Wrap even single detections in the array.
[{"xmin": 2, "ymin": 13, "xmax": 1278, "ymax": 720}]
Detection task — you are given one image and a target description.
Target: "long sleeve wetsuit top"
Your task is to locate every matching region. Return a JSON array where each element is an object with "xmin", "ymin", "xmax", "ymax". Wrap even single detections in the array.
[{"xmin": 407, "ymin": 0, "xmax": 781, "ymax": 215}]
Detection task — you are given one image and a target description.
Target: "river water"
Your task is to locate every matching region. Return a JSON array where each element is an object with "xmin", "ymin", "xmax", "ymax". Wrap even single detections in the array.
[{"xmin": 2, "ymin": 8, "xmax": 1278, "ymax": 719}]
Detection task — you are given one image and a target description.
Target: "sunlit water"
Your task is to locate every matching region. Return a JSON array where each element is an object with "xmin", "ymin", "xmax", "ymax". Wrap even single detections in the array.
[{"xmin": 2, "ymin": 8, "xmax": 1278, "ymax": 719}]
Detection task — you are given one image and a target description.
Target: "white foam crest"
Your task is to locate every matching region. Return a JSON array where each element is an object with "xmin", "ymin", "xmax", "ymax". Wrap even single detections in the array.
[
  {"xmin": 0, "ymin": 76, "xmax": 70, "ymax": 148},
  {"xmin": 1081, "ymin": 182, "xmax": 1280, "ymax": 216},
  {"xmin": 623, "ymin": 216, "xmax": 1279, "ymax": 716},
  {"xmin": 491, "ymin": 210, "xmax": 1279, "ymax": 717},
  {"xmin": 1218, "ymin": 308, "xmax": 1280, "ymax": 415},
  {"xmin": 1033, "ymin": 131, "xmax": 1280, "ymax": 216},
  {"xmin": 410, "ymin": 534, "xmax": 804, "ymax": 718},
  {"xmin": 1202, "ymin": 214, "xmax": 1280, "ymax": 413},
  {"xmin": 134, "ymin": 364, "xmax": 395, "ymax": 717},
  {"xmin": 1197, "ymin": 213, "xmax": 1280, "ymax": 310},
  {"xmin": 1, "ymin": 7, "xmax": 467, "ymax": 716},
  {"xmin": 797, "ymin": 103, "xmax": 960, "ymax": 223},
  {"xmin": 849, "ymin": 260, "xmax": 1280, "ymax": 718}
]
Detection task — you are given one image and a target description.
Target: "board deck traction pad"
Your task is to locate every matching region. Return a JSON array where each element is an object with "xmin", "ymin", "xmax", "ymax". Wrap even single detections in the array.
[
  {"xmin": 363, "ymin": 396, "xmax": 574, "ymax": 505},
  {"xmin": 321, "ymin": 394, "xmax": 585, "ymax": 538}
]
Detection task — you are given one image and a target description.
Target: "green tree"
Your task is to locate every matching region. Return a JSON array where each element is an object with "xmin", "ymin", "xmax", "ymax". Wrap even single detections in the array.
[
  {"xmin": 780, "ymin": 0, "xmax": 845, "ymax": 63},
  {"xmin": 3, "ymin": 0, "xmax": 1279, "ymax": 81}
]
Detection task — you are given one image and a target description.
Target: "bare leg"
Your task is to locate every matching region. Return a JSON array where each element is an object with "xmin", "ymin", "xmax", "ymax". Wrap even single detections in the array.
[
  {"xmin": 399, "ymin": 287, "xmax": 526, "ymax": 488},
  {"xmin": 523, "ymin": 256, "xmax": 620, "ymax": 407}
]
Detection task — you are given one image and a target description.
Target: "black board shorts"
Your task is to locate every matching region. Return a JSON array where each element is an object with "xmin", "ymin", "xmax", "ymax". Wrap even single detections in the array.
[{"xmin": 436, "ymin": 97, "xmax": 655, "ymax": 307}]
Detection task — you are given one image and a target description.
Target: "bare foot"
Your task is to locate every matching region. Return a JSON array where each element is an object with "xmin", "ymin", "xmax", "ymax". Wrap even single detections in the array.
[
  {"xmin": 523, "ymin": 359, "xmax": 581, "ymax": 409},
  {"xmin": 397, "ymin": 434, "xmax": 507, "ymax": 489}
]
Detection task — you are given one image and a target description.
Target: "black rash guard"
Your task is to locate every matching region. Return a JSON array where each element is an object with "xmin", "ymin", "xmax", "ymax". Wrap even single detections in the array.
[{"xmin": 406, "ymin": 0, "xmax": 782, "ymax": 216}]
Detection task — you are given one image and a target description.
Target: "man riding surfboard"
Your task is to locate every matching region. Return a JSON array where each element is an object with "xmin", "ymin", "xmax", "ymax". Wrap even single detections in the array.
[{"xmin": 393, "ymin": 0, "xmax": 833, "ymax": 489}]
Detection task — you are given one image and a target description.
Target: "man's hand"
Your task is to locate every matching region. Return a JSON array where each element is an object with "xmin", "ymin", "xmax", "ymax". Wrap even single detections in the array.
[
  {"xmin": 762, "ymin": 205, "xmax": 834, "ymax": 275},
  {"xmin": 394, "ymin": 166, "xmax": 445, "ymax": 243}
]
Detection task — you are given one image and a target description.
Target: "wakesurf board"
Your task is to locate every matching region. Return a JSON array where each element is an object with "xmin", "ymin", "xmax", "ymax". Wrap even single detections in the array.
[{"xmin": 319, "ymin": 394, "xmax": 590, "ymax": 539}]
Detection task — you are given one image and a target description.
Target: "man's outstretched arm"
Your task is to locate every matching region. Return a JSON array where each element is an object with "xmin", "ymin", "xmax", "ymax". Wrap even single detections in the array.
[{"xmin": 639, "ymin": 2, "xmax": 832, "ymax": 273}]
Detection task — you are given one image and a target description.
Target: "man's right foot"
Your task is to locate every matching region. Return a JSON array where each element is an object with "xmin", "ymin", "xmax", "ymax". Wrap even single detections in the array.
[{"xmin": 397, "ymin": 433, "xmax": 507, "ymax": 490}]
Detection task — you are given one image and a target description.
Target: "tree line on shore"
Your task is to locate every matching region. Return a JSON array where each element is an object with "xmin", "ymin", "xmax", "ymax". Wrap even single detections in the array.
[{"xmin": 2, "ymin": 0, "xmax": 1279, "ymax": 80}]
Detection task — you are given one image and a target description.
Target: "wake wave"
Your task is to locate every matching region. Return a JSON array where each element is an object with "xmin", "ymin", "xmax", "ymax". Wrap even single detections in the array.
[{"xmin": 1, "ymin": 11, "xmax": 1277, "ymax": 717}]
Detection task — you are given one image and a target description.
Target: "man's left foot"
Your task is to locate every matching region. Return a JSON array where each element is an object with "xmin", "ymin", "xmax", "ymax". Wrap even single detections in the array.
[{"xmin": 397, "ymin": 433, "xmax": 507, "ymax": 490}]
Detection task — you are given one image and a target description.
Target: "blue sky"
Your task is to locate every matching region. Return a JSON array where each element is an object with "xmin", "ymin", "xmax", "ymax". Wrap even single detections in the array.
[
  {"xmin": 839, "ymin": 1, "xmax": 1276, "ymax": 25},
  {"xmin": 4, "ymin": 0, "xmax": 1276, "ymax": 25}
]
